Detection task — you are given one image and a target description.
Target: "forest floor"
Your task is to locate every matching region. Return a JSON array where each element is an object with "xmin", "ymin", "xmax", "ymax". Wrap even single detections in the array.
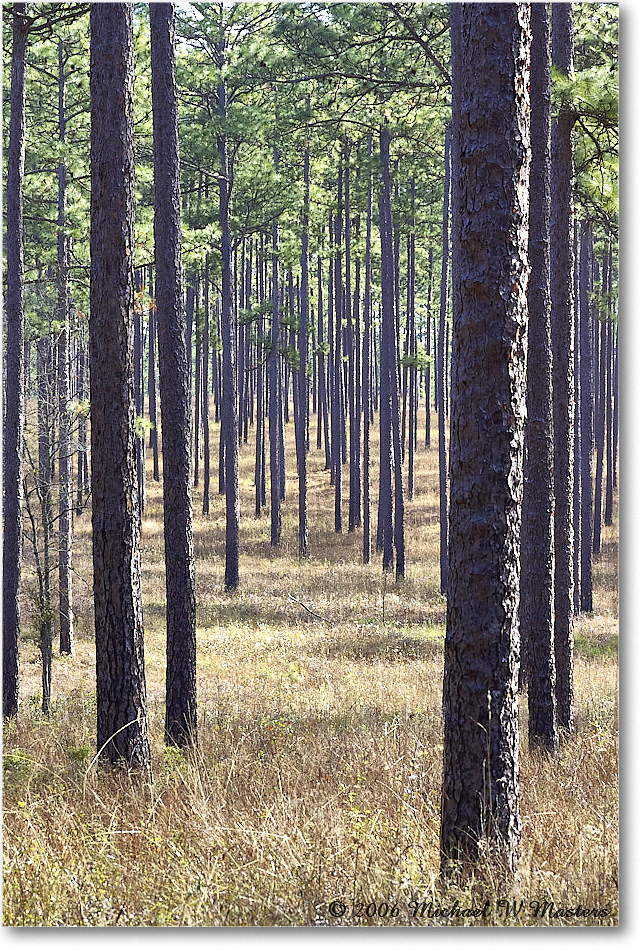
[{"xmin": 3, "ymin": 407, "xmax": 618, "ymax": 926}]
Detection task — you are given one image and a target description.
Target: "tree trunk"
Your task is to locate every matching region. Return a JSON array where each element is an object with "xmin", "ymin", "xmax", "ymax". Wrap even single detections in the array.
[
  {"xmin": 363, "ymin": 134, "xmax": 373, "ymax": 565},
  {"xmin": 151, "ymin": 2, "xmax": 197, "ymax": 747},
  {"xmin": 90, "ymin": 2, "xmax": 150, "ymax": 768},
  {"xmin": 437, "ymin": 127, "xmax": 451, "ymax": 595},
  {"xmin": 202, "ymin": 255, "xmax": 211, "ymax": 514},
  {"xmin": 441, "ymin": 2, "xmax": 529, "ymax": 875},
  {"xmin": 520, "ymin": 3, "xmax": 557, "ymax": 751},
  {"xmin": 217, "ymin": 79, "xmax": 240, "ymax": 590},
  {"xmin": 57, "ymin": 39, "xmax": 74, "ymax": 656},
  {"xmin": 3, "ymin": 2, "xmax": 28, "ymax": 720},
  {"xmin": 148, "ymin": 266, "xmax": 160, "ymax": 481},
  {"xmin": 593, "ymin": 254, "xmax": 608, "ymax": 553},
  {"xmin": 297, "ymin": 144, "xmax": 311, "ymax": 557},
  {"xmin": 270, "ymin": 151, "xmax": 282, "ymax": 545},
  {"xmin": 579, "ymin": 220, "xmax": 594, "ymax": 613},
  {"xmin": 550, "ymin": 1, "xmax": 576, "ymax": 733},
  {"xmin": 605, "ymin": 245, "xmax": 614, "ymax": 527},
  {"xmin": 334, "ymin": 177, "xmax": 343, "ymax": 533},
  {"xmin": 38, "ymin": 335, "xmax": 54, "ymax": 714},
  {"xmin": 377, "ymin": 198, "xmax": 393, "ymax": 571}
]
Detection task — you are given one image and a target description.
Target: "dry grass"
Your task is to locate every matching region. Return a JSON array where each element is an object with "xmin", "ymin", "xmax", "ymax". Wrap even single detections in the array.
[{"xmin": 3, "ymin": 407, "xmax": 618, "ymax": 926}]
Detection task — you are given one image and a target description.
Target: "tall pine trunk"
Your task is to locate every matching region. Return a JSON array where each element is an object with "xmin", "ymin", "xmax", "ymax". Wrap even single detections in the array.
[
  {"xmin": 579, "ymin": 220, "xmax": 594, "ymax": 613},
  {"xmin": 151, "ymin": 2, "xmax": 198, "ymax": 746},
  {"xmin": 90, "ymin": 2, "xmax": 150, "ymax": 768},
  {"xmin": 550, "ymin": 1, "xmax": 576, "ymax": 732},
  {"xmin": 441, "ymin": 2, "xmax": 529, "ymax": 875},
  {"xmin": 3, "ymin": 2, "xmax": 28, "ymax": 720},
  {"xmin": 297, "ymin": 145, "xmax": 311, "ymax": 557},
  {"xmin": 520, "ymin": 3, "xmax": 557, "ymax": 751},
  {"xmin": 437, "ymin": 127, "xmax": 451, "ymax": 595},
  {"xmin": 217, "ymin": 78, "xmax": 240, "ymax": 590}
]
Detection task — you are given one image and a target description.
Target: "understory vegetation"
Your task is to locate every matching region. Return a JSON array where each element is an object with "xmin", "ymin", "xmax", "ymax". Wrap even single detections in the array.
[{"xmin": 3, "ymin": 409, "xmax": 618, "ymax": 927}]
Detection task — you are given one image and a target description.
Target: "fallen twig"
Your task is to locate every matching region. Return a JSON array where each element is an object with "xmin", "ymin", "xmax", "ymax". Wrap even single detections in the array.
[{"xmin": 287, "ymin": 593, "xmax": 334, "ymax": 626}]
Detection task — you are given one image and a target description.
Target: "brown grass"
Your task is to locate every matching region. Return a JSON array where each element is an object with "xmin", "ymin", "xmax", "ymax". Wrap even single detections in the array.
[{"xmin": 3, "ymin": 407, "xmax": 618, "ymax": 926}]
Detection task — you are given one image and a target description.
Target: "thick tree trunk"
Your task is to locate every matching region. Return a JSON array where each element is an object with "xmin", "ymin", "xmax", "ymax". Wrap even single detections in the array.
[
  {"xmin": 550, "ymin": 1, "xmax": 576, "ymax": 732},
  {"xmin": 3, "ymin": 3, "xmax": 28, "ymax": 720},
  {"xmin": 441, "ymin": 2, "xmax": 529, "ymax": 875},
  {"xmin": 151, "ymin": 2, "xmax": 197, "ymax": 747},
  {"xmin": 520, "ymin": 3, "xmax": 557, "ymax": 751},
  {"xmin": 90, "ymin": 2, "xmax": 150, "ymax": 768}
]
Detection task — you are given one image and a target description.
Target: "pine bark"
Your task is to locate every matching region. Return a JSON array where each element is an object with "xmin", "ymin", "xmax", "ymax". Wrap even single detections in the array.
[
  {"xmin": 3, "ymin": 2, "xmax": 28, "ymax": 720},
  {"xmin": 520, "ymin": 3, "xmax": 557, "ymax": 751},
  {"xmin": 441, "ymin": 2, "xmax": 529, "ymax": 874},
  {"xmin": 90, "ymin": 2, "xmax": 150, "ymax": 768},
  {"xmin": 150, "ymin": 2, "xmax": 197, "ymax": 746},
  {"xmin": 550, "ymin": 1, "xmax": 576, "ymax": 732}
]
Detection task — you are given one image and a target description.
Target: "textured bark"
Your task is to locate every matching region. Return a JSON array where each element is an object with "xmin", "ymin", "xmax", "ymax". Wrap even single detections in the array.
[
  {"xmin": 3, "ymin": 2, "xmax": 28, "ymax": 720},
  {"xmin": 520, "ymin": 3, "xmax": 557, "ymax": 751},
  {"xmin": 90, "ymin": 2, "xmax": 150, "ymax": 768},
  {"xmin": 437, "ymin": 127, "xmax": 451, "ymax": 595},
  {"xmin": 550, "ymin": 1, "xmax": 575, "ymax": 733},
  {"xmin": 150, "ymin": 2, "xmax": 197, "ymax": 747},
  {"xmin": 441, "ymin": 2, "xmax": 529, "ymax": 874},
  {"xmin": 57, "ymin": 39, "xmax": 74, "ymax": 656},
  {"xmin": 579, "ymin": 221, "xmax": 594, "ymax": 614}
]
